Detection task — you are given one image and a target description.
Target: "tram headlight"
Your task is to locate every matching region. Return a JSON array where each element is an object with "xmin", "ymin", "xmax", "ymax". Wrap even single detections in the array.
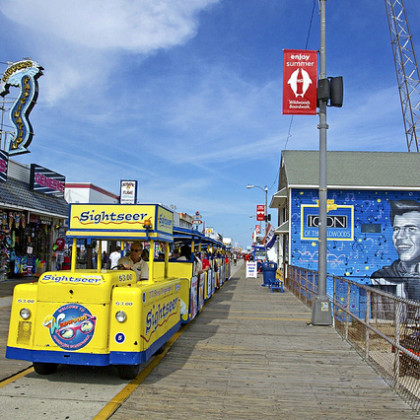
[
  {"xmin": 20, "ymin": 308, "xmax": 31, "ymax": 320},
  {"xmin": 115, "ymin": 310, "xmax": 127, "ymax": 323}
]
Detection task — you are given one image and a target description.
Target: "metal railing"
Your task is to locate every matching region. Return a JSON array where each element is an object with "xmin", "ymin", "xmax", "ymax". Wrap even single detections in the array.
[{"xmin": 286, "ymin": 265, "xmax": 420, "ymax": 412}]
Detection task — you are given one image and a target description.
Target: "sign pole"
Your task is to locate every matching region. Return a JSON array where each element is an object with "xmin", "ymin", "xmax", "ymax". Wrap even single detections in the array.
[{"xmin": 311, "ymin": 0, "xmax": 332, "ymax": 326}]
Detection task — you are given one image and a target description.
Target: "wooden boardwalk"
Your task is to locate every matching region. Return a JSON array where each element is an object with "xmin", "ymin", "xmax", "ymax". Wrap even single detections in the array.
[{"xmin": 111, "ymin": 263, "xmax": 418, "ymax": 420}]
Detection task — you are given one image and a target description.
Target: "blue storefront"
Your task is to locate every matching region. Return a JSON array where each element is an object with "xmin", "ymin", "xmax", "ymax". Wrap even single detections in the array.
[{"xmin": 271, "ymin": 150, "xmax": 420, "ymax": 299}]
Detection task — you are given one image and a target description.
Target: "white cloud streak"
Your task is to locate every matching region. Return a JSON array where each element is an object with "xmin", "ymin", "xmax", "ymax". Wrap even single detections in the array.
[{"xmin": 0, "ymin": 0, "xmax": 220, "ymax": 103}]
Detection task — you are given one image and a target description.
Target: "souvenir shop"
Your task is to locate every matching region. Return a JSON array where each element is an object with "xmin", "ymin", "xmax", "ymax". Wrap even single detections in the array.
[
  {"xmin": 0, "ymin": 158, "xmax": 68, "ymax": 280},
  {"xmin": 0, "ymin": 209, "xmax": 68, "ymax": 279}
]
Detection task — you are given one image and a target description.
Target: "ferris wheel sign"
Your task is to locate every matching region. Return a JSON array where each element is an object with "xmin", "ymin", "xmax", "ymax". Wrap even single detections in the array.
[{"xmin": 283, "ymin": 49, "xmax": 317, "ymax": 115}]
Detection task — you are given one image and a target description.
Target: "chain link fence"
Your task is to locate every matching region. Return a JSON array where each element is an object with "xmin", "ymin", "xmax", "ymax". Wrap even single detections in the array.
[{"xmin": 286, "ymin": 265, "xmax": 420, "ymax": 412}]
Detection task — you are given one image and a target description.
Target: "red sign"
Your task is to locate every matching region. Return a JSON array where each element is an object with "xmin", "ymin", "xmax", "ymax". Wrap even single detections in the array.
[
  {"xmin": 256, "ymin": 204, "xmax": 265, "ymax": 221},
  {"xmin": 255, "ymin": 225, "xmax": 261, "ymax": 234},
  {"xmin": 283, "ymin": 49, "xmax": 318, "ymax": 115}
]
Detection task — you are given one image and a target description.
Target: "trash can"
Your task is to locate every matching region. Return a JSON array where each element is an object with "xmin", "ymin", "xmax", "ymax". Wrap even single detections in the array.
[{"xmin": 262, "ymin": 262, "xmax": 277, "ymax": 286}]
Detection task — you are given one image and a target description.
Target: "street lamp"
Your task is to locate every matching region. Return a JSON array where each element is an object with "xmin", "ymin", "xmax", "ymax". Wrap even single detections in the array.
[{"xmin": 246, "ymin": 184, "xmax": 268, "ymax": 258}]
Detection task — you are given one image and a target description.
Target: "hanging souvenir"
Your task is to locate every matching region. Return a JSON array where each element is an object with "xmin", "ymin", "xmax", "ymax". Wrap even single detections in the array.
[
  {"xmin": 8, "ymin": 211, "xmax": 13, "ymax": 229},
  {"xmin": 14, "ymin": 212, "xmax": 20, "ymax": 229},
  {"xmin": 21, "ymin": 213, "xmax": 26, "ymax": 229}
]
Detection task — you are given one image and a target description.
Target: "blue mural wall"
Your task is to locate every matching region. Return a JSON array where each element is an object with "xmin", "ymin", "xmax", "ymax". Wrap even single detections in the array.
[{"xmin": 290, "ymin": 188, "xmax": 420, "ymax": 293}]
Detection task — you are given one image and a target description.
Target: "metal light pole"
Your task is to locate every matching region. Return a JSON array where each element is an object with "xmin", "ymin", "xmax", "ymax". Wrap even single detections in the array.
[
  {"xmin": 247, "ymin": 184, "xmax": 268, "ymax": 258},
  {"xmin": 312, "ymin": 0, "xmax": 332, "ymax": 326}
]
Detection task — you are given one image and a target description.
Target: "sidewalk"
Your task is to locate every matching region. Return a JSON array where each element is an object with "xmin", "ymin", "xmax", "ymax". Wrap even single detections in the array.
[{"xmin": 111, "ymin": 264, "xmax": 417, "ymax": 420}]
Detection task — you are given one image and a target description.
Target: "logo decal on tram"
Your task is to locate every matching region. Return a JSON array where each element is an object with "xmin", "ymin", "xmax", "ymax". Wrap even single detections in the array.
[
  {"xmin": 41, "ymin": 274, "xmax": 103, "ymax": 284},
  {"xmin": 42, "ymin": 304, "xmax": 96, "ymax": 350},
  {"xmin": 144, "ymin": 298, "xmax": 178, "ymax": 338}
]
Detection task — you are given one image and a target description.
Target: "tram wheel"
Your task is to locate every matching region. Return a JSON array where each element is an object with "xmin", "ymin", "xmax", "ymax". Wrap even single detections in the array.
[
  {"xmin": 155, "ymin": 344, "xmax": 166, "ymax": 355},
  {"xmin": 117, "ymin": 364, "xmax": 140, "ymax": 380},
  {"xmin": 33, "ymin": 362, "xmax": 58, "ymax": 375}
]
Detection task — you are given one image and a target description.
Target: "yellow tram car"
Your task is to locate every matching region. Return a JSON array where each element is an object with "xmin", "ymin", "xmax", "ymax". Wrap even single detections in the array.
[{"xmin": 6, "ymin": 203, "xmax": 230, "ymax": 379}]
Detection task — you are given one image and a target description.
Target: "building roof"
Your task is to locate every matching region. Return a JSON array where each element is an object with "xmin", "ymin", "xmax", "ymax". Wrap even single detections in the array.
[
  {"xmin": 0, "ymin": 177, "xmax": 68, "ymax": 217},
  {"xmin": 280, "ymin": 150, "xmax": 420, "ymax": 190},
  {"xmin": 65, "ymin": 183, "xmax": 119, "ymax": 200}
]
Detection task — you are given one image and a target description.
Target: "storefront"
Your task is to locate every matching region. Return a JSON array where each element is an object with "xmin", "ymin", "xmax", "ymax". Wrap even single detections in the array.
[
  {"xmin": 0, "ymin": 156, "xmax": 68, "ymax": 279},
  {"xmin": 270, "ymin": 150, "xmax": 420, "ymax": 299}
]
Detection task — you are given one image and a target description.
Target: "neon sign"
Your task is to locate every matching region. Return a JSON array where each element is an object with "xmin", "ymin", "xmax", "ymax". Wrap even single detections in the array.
[{"xmin": 0, "ymin": 59, "xmax": 43, "ymax": 155}]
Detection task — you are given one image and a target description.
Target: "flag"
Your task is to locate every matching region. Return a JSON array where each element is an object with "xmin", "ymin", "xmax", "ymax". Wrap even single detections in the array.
[{"xmin": 264, "ymin": 223, "xmax": 276, "ymax": 250}]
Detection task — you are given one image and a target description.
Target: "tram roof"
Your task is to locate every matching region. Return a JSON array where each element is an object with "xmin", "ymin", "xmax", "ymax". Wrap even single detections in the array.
[{"xmin": 173, "ymin": 226, "xmax": 225, "ymax": 247}]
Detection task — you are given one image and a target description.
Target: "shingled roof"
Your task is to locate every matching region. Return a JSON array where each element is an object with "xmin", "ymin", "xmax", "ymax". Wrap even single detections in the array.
[
  {"xmin": 0, "ymin": 177, "xmax": 68, "ymax": 217},
  {"xmin": 280, "ymin": 150, "xmax": 420, "ymax": 190}
]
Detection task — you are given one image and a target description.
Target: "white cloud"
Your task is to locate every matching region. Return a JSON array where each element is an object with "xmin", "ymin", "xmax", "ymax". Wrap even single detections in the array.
[
  {"xmin": 0, "ymin": 0, "xmax": 220, "ymax": 103},
  {"xmin": 0, "ymin": 0, "xmax": 219, "ymax": 52}
]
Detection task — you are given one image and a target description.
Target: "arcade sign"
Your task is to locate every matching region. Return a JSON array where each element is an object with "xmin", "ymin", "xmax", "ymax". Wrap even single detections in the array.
[
  {"xmin": 0, "ymin": 59, "xmax": 43, "ymax": 155},
  {"xmin": 30, "ymin": 164, "xmax": 65, "ymax": 198}
]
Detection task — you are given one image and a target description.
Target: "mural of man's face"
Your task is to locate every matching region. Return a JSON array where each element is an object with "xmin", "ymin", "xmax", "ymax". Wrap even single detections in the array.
[{"xmin": 393, "ymin": 211, "xmax": 420, "ymax": 264}]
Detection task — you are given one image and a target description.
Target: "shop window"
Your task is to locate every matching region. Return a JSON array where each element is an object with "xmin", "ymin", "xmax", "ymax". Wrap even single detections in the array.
[{"xmin": 361, "ymin": 224, "xmax": 381, "ymax": 234}]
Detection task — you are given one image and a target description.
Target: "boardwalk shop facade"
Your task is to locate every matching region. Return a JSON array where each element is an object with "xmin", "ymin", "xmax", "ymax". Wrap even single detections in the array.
[
  {"xmin": 0, "ymin": 155, "xmax": 68, "ymax": 279},
  {"xmin": 270, "ymin": 150, "xmax": 420, "ymax": 299}
]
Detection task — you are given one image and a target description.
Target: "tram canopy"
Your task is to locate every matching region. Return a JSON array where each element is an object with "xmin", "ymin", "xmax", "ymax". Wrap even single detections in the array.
[{"xmin": 66, "ymin": 203, "xmax": 174, "ymax": 242}]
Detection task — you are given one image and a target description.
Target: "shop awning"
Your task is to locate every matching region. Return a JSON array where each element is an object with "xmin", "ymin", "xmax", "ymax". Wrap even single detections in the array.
[
  {"xmin": 275, "ymin": 220, "xmax": 289, "ymax": 235},
  {"xmin": 269, "ymin": 187, "xmax": 287, "ymax": 208},
  {"xmin": 0, "ymin": 177, "xmax": 68, "ymax": 218}
]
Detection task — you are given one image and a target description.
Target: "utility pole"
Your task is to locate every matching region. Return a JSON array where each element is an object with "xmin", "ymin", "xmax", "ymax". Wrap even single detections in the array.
[{"xmin": 311, "ymin": 0, "xmax": 332, "ymax": 326}]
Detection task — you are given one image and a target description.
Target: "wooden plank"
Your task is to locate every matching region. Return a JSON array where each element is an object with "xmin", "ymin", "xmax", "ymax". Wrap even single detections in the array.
[{"xmin": 111, "ymin": 265, "xmax": 418, "ymax": 419}]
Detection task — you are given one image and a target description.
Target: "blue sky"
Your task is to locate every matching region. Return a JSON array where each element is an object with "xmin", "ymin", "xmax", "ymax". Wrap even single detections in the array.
[{"xmin": 0, "ymin": 0, "xmax": 419, "ymax": 249}]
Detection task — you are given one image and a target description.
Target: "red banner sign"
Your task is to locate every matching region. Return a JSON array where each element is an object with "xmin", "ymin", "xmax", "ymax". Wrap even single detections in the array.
[
  {"xmin": 256, "ymin": 204, "xmax": 265, "ymax": 221},
  {"xmin": 283, "ymin": 49, "xmax": 318, "ymax": 115}
]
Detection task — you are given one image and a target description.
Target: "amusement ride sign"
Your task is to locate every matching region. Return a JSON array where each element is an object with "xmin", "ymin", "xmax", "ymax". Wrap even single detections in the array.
[{"xmin": 0, "ymin": 59, "xmax": 43, "ymax": 155}]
